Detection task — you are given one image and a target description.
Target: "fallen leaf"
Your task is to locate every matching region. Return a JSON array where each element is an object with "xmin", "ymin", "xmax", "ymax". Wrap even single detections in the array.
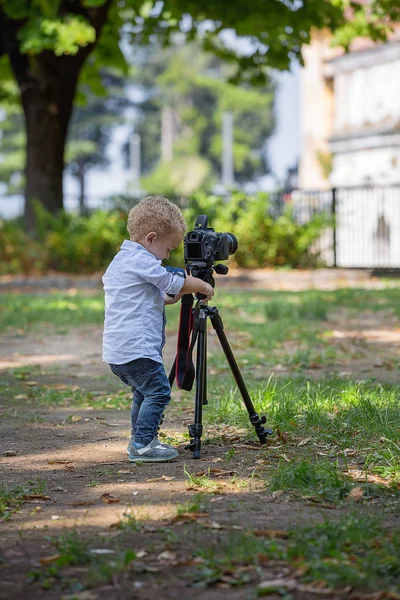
[
  {"xmin": 254, "ymin": 529, "xmax": 288, "ymax": 539},
  {"xmin": 347, "ymin": 486, "xmax": 364, "ymax": 501},
  {"xmin": 65, "ymin": 415, "xmax": 82, "ymax": 423},
  {"xmin": 24, "ymin": 381, "xmax": 38, "ymax": 386},
  {"xmin": 170, "ymin": 512, "xmax": 209, "ymax": 524},
  {"xmin": 211, "ymin": 457, "xmax": 223, "ymax": 463},
  {"xmin": 48, "ymin": 460, "xmax": 72, "ymax": 465},
  {"xmin": 101, "ymin": 493, "xmax": 120, "ymax": 504},
  {"xmin": 45, "ymin": 384, "xmax": 69, "ymax": 390},
  {"xmin": 279, "ymin": 453, "xmax": 291, "ymax": 463},
  {"xmin": 40, "ymin": 554, "xmax": 61, "ymax": 565},
  {"xmin": 157, "ymin": 550, "xmax": 177, "ymax": 561},
  {"xmin": 276, "ymin": 428, "xmax": 288, "ymax": 443},
  {"xmin": 146, "ymin": 475, "xmax": 175, "ymax": 482},
  {"xmin": 298, "ymin": 437, "xmax": 311, "ymax": 447},
  {"xmin": 14, "ymin": 394, "xmax": 28, "ymax": 400},
  {"xmin": 195, "ymin": 468, "xmax": 235, "ymax": 477},
  {"xmin": 272, "ymin": 490, "xmax": 284, "ymax": 499},
  {"xmin": 23, "ymin": 494, "xmax": 51, "ymax": 502},
  {"xmin": 204, "ymin": 521, "xmax": 224, "ymax": 529}
]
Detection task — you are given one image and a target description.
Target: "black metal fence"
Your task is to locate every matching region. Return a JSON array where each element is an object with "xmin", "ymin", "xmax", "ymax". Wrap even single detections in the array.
[
  {"xmin": 288, "ymin": 185, "xmax": 400, "ymax": 269},
  {"xmin": 2, "ymin": 185, "xmax": 400, "ymax": 269}
]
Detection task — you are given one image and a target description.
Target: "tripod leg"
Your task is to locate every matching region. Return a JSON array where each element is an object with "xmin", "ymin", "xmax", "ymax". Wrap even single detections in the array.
[
  {"xmin": 188, "ymin": 308, "xmax": 207, "ymax": 458},
  {"xmin": 209, "ymin": 309, "xmax": 273, "ymax": 445},
  {"xmin": 168, "ymin": 357, "xmax": 176, "ymax": 388}
]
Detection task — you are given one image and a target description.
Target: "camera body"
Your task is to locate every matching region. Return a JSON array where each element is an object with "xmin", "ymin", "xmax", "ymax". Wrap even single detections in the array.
[{"xmin": 184, "ymin": 215, "xmax": 237, "ymax": 265}]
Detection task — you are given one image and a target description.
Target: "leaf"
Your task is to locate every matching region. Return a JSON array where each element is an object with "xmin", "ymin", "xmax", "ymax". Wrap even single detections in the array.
[
  {"xmin": 40, "ymin": 554, "xmax": 61, "ymax": 565},
  {"xmin": 279, "ymin": 453, "xmax": 291, "ymax": 463},
  {"xmin": 157, "ymin": 550, "xmax": 177, "ymax": 561},
  {"xmin": 101, "ymin": 493, "xmax": 120, "ymax": 504},
  {"xmin": 203, "ymin": 521, "xmax": 224, "ymax": 529},
  {"xmin": 65, "ymin": 415, "xmax": 82, "ymax": 423},
  {"xmin": 254, "ymin": 529, "xmax": 289, "ymax": 539},
  {"xmin": 346, "ymin": 486, "xmax": 364, "ymax": 501},
  {"xmin": 276, "ymin": 428, "xmax": 288, "ymax": 443},
  {"xmin": 23, "ymin": 494, "xmax": 51, "ymax": 502},
  {"xmin": 24, "ymin": 381, "xmax": 38, "ymax": 386},
  {"xmin": 169, "ymin": 512, "xmax": 209, "ymax": 524},
  {"xmin": 195, "ymin": 468, "xmax": 235, "ymax": 477},
  {"xmin": 14, "ymin": 394, "xmax": 28, "ymax": 400},
  {"xmin": 146, "ymin": 475, "xmax": 175, "ymax": 482},
  {"xmin": 298, "ymin": 437, "xmax": 311, "ymax": 447}
]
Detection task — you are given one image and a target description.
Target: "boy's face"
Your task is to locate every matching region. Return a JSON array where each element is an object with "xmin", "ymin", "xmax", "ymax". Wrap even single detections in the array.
[{"xmin": 144, "ymin": 229, "xmax": 183, "ymax": 261}]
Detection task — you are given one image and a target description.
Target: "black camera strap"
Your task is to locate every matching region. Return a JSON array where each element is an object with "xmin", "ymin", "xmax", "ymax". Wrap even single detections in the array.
[{"xmin": 174, "ymin": 294, "xmax": 200, "ymax": 391}]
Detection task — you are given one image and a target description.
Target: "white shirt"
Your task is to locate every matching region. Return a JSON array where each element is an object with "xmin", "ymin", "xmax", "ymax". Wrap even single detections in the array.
[{"xmin": 102, "ymin": 240, "xmax": 185, "ymax": 365}]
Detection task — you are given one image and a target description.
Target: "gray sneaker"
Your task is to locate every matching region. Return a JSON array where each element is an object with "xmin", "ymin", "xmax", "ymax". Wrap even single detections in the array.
[
  {"xmin": 128, "ymin": 437, "xmax": 179, "ymax": 462},
  {"xmin": 127, "ymin": 436, "xmax": 175, "ymax": 455}
]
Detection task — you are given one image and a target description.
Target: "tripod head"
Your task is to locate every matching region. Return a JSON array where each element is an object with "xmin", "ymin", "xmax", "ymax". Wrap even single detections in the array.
[
  {"xmin": 183, "ymin": 214, "xmax": 237, "ymax": 299},
  {"xmin": 186, "ymin": 261, "xmax": 229, "ymax": 300}
]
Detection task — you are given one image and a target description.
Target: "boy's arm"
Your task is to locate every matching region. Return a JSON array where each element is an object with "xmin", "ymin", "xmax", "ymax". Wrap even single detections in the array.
[{"xmin": 180, "ymin": 274, "xmax": 214, "ymax": 301}]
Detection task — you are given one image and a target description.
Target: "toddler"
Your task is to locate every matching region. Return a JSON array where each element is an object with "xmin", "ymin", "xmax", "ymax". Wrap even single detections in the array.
[{"xmin": 102, "ymin": 196, "xmax": 214, "ymax": 462}]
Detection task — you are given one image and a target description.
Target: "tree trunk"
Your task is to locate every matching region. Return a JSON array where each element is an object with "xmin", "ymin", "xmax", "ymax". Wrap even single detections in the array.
[
  {"xmin": 22, "ymin": 60, "xmax": 80, "ymax": 230},
  {"xmin": 0, "ymin": 1, "xmax": 112, "ymax": 232},
  {"xmin": 77, "ymin": 160, "xmax": 86, "ymax": 215}
]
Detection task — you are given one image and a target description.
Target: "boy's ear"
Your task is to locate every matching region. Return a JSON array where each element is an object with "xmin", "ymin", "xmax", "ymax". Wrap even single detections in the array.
[{"xmin": 146, "ymin": 231, "xmax": 158, "ymax": 243}]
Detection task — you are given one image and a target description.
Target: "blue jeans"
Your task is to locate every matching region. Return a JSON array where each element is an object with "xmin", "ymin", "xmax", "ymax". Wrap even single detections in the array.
[{"xmin": 109, "ymin": 358, "xmax": 171, "ymax": 445}]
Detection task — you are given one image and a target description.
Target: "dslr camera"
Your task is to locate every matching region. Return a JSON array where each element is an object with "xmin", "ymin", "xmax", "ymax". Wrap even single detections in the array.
[{"xmin": 184, "ymin": 215, "xmax": 238, "ymax": 266}]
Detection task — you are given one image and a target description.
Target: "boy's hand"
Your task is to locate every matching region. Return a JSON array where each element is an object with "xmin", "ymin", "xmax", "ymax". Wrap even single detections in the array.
[
  {"xmin": 164, "ymin": 291, "xmax": 184, "ymax": 305},
  {"xmin": 200, "ymin": 282, "xmax": 214, "ymax": 302}
]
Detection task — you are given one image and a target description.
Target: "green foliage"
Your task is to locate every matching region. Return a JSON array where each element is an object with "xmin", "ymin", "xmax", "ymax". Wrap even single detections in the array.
[
  {"xmin": 183, "ymin": 192, "xmax": 329, "ymax": 269},
  {"xmin": 0, "ymin": 218, "xmax": 47, "ymax": 274},
  {"xmin": 131, "ymin": 41, "xmax": 275, "ymax": 187},
  {"xmin": 288, "ymin": 515, "xmax": 400, "ymax": 591},
  {"xmin": 269, "ymin": 458, "xmax": 353, "ymax": 502},
  {"xmin": 0, "ymin": 479, "xmax": 46, "ymax": 520},
  {"xmin": 33, "ymin": 203, "xmax": 127, "ymax": 273},
  {"xmin": 0, "ymin": 192, "xmax": 328, "ymax": 274}
]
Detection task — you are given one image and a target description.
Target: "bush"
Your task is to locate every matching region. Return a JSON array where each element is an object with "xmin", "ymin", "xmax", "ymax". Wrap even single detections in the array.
[
  {"xmin": 0, "ymin": 192, "xmax": 329, "ymax": 274},
  {"xmin": 183, "ymin": 191, "xmax": 329, "ymax": 269}
]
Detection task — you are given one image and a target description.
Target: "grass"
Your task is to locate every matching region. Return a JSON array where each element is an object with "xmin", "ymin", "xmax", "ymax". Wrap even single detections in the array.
[
  {"xmin": 192, "ymin": 514, "xmax": 400, "ymax": 593},
  {"xmin": 0, "ymin": 479, "xmax": 46, "ymax": 520},
  {"xmin": 28, "ymin": 529, "xmax": 137, "ymax": 591},
  {"xmin": 288, "ymin": 514, "xmax": 400, "ymax": 592}
]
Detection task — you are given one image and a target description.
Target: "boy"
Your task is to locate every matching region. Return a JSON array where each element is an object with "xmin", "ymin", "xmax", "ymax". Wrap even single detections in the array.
[{"xmin": 102, "ymin": 196, "xmax": 214, "ymax": 462}]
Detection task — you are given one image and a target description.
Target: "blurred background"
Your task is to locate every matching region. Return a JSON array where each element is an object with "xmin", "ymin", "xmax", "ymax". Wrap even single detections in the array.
[{"xmin": 1, "ymin": 1, "xmax": 399, "ymax": 274}]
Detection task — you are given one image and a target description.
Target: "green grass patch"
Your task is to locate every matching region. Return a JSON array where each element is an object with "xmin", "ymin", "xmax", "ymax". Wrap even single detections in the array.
[
  {"xmin": 28, "ymin": 529, "xmax": 137, "ymax": 591},
  {"xmin": 288, "ymin": 514, "xmax": 400, "ymax": 592},
  {"xmin": 192, "ymin": 515, "xmax": 400, "ymax": 593},
  {"xmin": 0, "ymin": 479, "xmax": 46, "ymax": 520}
]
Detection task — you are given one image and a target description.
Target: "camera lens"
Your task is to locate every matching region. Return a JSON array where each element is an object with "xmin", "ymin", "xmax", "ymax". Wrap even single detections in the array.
[{"xmin": 226, "ymin": 233, "xmax": 238, "ymax": 255}]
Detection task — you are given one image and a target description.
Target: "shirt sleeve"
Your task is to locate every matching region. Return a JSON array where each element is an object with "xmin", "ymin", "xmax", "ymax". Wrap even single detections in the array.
[{"xmin": 138, "ymin": 258, "xmax": 185, "ymax": 295}]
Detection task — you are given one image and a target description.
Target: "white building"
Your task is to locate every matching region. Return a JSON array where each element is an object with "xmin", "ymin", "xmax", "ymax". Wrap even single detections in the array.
[{"xmin": 299, "ymin": 30, "xmax": 400, "ymax": 189}]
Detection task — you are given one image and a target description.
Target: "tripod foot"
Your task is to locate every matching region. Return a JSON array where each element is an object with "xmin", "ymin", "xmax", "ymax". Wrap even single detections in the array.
[{"xmin": 250, "ymin": 413, "xmax": 273, "ymax": 445}]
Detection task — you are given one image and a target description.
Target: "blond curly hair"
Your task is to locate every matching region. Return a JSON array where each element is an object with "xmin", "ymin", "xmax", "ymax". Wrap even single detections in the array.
[{"xmin": 127, "ymin": 196, "xmax": 186, "ymax": 240}]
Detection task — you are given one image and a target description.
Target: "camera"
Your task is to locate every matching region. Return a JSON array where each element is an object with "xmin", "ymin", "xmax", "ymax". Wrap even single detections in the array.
[{"xmin": 184, "ymin": 215, "xmax": 238, "ymax": 265}]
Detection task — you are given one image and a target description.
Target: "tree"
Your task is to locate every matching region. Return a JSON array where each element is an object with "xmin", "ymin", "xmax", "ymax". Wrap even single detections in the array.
[
  {"xmin": 130, "ymin": 42, "xmax": 275, "ymax": 194},
  {"xmin": 67, "ymin": 69, "xmax": 130, "ymax": 213},
  {"xmin": 0, "ymin": 68, "xmax": 129, "ymax": 212},
  {"xmin": 0, "ymin": 0, "xmax": 398, "ymax": 230}
]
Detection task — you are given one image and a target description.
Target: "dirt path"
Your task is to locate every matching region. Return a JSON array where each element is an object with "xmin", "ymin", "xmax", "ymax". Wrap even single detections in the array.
[{"xmin": 1, "ymin": 272, "xmax": 400, "ymax": 599}]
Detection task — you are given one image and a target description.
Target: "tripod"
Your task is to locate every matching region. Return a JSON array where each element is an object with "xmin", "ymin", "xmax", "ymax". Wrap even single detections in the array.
[{"xmin": 169, "ymin": 292, "xmax": 273, "ymax": 459}]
